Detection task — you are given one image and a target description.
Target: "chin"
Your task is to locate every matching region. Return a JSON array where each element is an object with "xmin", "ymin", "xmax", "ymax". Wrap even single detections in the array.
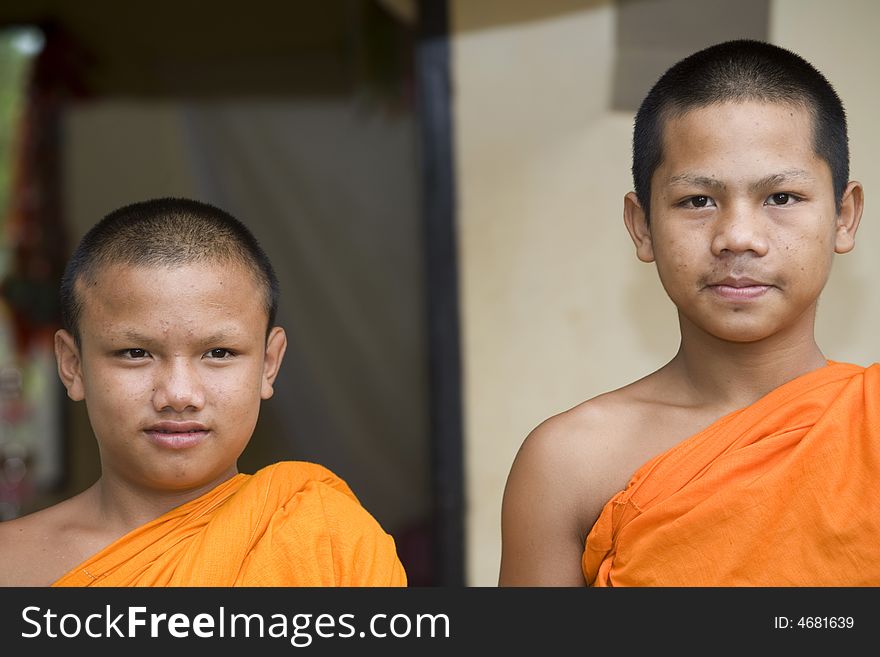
[{"xmin": 708, "ymin": 322, "xmax": 779, "ymax": 344}]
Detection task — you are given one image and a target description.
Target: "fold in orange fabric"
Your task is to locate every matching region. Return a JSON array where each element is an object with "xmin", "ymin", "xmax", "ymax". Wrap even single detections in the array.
[
  {"xmin": 53, "ymin": 461, "xmax": 407, "ymax": 586},
  {"xmin": 583, "ymin": 361, "xmax": 880, "ymax": 586}
]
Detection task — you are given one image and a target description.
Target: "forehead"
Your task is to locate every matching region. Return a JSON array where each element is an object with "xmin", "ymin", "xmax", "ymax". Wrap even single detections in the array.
[
  {"xmin": 662, "ymin": 99, "xmax": 814, "ymax": 144},
  {"xmin": 655, "ymin": 100, "xmax": 823, "ymax": 179},
  {"xmin": 75, "ymin": 260, "xmax": 268, "ymax": 328}
]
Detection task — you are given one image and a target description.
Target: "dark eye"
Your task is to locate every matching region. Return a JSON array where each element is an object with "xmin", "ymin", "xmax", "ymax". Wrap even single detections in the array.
[
  {"xmin": 127, "ymin": 349, "xmax": 148, "ymax": 359},
  {"xmin": 766, "ymin": 192, "xmax": 804, "ymax": 206},
  {"xmin": 683, "ymin": 195, "xmax": 715, "ymax": 208},
  {"xmin": 768, "ymin": 193, "xmax": 792, "ymax": 206},
  {"xmin": 207, "ymin": 348, "xmax": 232, "ymax": 359}
]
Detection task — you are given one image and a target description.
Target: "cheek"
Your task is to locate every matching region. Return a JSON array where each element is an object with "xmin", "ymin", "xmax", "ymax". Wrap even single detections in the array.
[
  {"xmin": 783, "ymin": 222, "xmax": 834, "ymax": 266},
  {"xmin": 653, "ymin": 236, "xmax": 694, "ymax": 277},
  {"xmin": 89, "ymin": 369, "xmax": 150, "ymax": 408},
  {"xmin": 206, "ymin": 369, "xmax": 263, "ymax": 409},
  {"xmin": 210, "ymin": 382, "xmax": 261, "ymax": 440}
]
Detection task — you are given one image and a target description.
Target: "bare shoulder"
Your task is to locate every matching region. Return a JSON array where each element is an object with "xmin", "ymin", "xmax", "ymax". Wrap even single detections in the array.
[
  {"xmin": 0, "ymin": 496, "xmax": 95, "ymax": 587},
  {"xmin": 509, "ymin": 385, "xmax": 655, "ymax": 526},
  {"xmin": 499, "ymin": 362, "xmax": 735, "ymax": 585},
  {"xmin": 499, "ymin": 381, "xmax": 659, "ymax": 586}
]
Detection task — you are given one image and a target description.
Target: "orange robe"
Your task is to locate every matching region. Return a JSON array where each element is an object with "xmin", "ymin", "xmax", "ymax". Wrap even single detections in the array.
[
  {"xmin": 53, "ymin": 461, "xmax": 407, "ymax": 586},
  {"xmin": 583, "ymin": 361, "xmax": 880, "ymax": 586}
]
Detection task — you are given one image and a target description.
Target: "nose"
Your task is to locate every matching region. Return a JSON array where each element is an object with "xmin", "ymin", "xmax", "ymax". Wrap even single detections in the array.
[
  {"xmin": 152, "ymin": 357, "xmax": 206, "ymax": 412},
  {"xmin": 710, "ymin": 202, "xmax": 770, "ymax": 257}
]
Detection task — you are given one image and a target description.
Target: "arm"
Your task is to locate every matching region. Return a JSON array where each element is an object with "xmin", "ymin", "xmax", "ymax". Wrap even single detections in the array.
[{"xmin": 499, "ymin": 417, "xmax": 595, "ymax": 587}]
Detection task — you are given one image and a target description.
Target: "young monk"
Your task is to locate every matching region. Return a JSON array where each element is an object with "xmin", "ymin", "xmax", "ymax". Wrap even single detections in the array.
[
  {"xmin": 499, "ymin": 39, "xmax": 879, "ymax": 586},
  {"xmin": 0, "ymin": 197, "xmax": 407, "ymax": 586}
]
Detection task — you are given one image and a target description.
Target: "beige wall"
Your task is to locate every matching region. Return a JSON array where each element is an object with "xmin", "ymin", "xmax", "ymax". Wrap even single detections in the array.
[{"xmin": 453, "ymin": 0, "xmax": 880, "ymax": 586}]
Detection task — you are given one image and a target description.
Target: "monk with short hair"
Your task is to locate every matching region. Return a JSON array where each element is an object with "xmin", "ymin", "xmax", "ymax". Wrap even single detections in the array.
[
  {"xmin": 500, "ymin": 39, "xmax": 879, "ymax": 586},
  {"xmin": 0, "ymin": 197, "xmax": 407, "ymax": 587}
]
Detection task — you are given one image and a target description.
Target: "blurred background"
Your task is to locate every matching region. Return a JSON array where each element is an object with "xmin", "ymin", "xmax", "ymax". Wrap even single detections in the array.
[{"xmin": 0, "ymin": 0, "xmax": 878, "ymax": 587}]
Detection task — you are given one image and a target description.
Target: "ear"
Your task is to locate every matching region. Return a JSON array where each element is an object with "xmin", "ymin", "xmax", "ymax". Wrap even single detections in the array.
[
  {"xmin": 55, "ymin": 329, "xmax": 85, "ymax": 401},
  {"xmin": 623, "ymin": 192, "xmax": 655, "ymax": 262},
  {"xmin": 834, "ymin": 181, "xmax": 864, "ymax": 254},
  {"xmin": 260, "ymin": 326, "xmax": 288, "ymax": 399}
]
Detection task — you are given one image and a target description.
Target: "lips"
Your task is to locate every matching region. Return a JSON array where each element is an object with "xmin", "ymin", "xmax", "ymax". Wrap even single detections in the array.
[
  {"xmin": 707, "ymin": 277, "xmax": 773, "ymax": 301},
  {"xmin": 144, "ymin": 422, "xmax": 210, "ymax": 449}
]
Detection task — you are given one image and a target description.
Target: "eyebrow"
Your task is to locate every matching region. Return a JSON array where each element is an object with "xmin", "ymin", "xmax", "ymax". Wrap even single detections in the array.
[
  {"xmin": 117, "ymin": 329, "xmax": 154, "ymax": 343},
  {"xmin": 667, "ymin": 174, "xmax": 726, "ymax": 191},
  {"xmin": 113, "ymin": 329, "xmax": 241, "ymax": 344},
  {"xmin": 666, "ymin": 169, "xmax": 815, "ymax": 192},
  {"xmin": 200, "ymin": 331, "xmax": 242, "ymax": 344},
  {"xmin": 747, "ymin": 169, "xmax": 816, "ymax": 191}
]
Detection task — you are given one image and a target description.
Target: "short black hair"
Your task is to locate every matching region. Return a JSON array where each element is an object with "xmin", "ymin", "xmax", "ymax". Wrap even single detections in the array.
[
  {"xmin": 60, "ymin": 197, "xmax": 279, "ymax": 344},
  {"xmin": 633, "ymin": 39, "xmax": 849, "ymax": 221}
]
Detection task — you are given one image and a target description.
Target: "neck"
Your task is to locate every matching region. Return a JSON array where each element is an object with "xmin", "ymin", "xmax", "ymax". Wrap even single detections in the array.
[
  {"xmin": 667, "ymin": 309, "xmax": 828, "ymax": 411},
  {"xmin": 81, "ymin": 468, "xmax": 238, "ymax": 534}
]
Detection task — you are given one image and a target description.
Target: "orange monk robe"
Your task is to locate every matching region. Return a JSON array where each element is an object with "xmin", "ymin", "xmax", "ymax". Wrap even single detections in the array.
[
  {"xmin": 53, "ymin": 461, "xmax": 407, "ymax": 587},
  {"xmin": 584, "ymin": 361, "xmax": 880, "ymax": 586}
]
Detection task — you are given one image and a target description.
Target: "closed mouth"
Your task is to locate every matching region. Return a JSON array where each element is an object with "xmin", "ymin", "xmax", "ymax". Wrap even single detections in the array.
[
  {"xmin": 144, "ymin": 423, "xmax": 210, "ymax": 449},
  {"xmin": 706, "ymin": 281, "xmax": 772, "ymax": 300},
  {"xmin": 709, "ymin": 276, "xmax": 771, "ymax": 288}
]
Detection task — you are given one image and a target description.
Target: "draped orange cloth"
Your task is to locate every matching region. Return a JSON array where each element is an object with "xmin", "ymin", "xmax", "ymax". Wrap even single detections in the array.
[
  {"xmin": 53, "ymin": 461, "xmax": 407, "ymax": 587},
  {"xmin": 583, "ymin": 361, "xmax": 880, "ymax": 586}
]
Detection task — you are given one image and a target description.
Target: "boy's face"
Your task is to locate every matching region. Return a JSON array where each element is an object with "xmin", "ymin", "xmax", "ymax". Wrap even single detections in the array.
[
  {"xmin": 55, "ymin": 260, "xmax": 287, "ymax": 493},
  {"xmin": 624, "ymin": 100, "xmax": 862, "ymax": 344}
]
